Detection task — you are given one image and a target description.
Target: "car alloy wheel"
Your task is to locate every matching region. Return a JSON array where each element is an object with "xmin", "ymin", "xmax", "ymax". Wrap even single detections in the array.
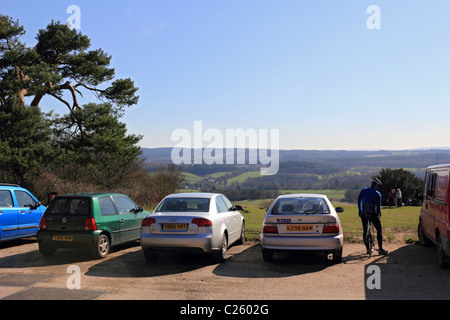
[
  {"xmin": 215, "ymin": 233, "xmax": 228, "ymax": 262},
  {"xmin": 94, "ymin": 234, "xmax": 110, "ymax": 259}
]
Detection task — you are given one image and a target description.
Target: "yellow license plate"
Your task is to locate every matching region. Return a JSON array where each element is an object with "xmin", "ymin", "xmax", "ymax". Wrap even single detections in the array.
[
  {"xmin": 162, "ymin": 223, "xmax": 188, "ymax": 231},
  {"xmin": 52, "ymin": 235, "xmax": 73, "ymax": 242},
  {"xmin": 286, "ymin": 225, "xmax": 314, "ymax": 232}
]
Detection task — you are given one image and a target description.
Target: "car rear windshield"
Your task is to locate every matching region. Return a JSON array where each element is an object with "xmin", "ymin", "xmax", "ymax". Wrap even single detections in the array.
[
  {"xmin": 46, "ymin": 198, "xmax": 91, "ymax": 216},
  {"xmin": 155, "ymin": 198, "xmax": 210, "ymax": 213},
  {"xmin": 271, "ymin": 198, "xmax": 330, "ymax": 215}
]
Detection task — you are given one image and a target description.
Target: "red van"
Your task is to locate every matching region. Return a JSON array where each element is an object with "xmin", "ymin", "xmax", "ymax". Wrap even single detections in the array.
[{"xmin": 418, "ymin": 164, "xmax": 450, "ymax": 268}]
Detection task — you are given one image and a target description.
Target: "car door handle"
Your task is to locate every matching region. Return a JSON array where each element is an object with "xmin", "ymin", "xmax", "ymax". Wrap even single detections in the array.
[{"xmin": 120, "ymin": 219, "xmax": 125, "ymax": 223}]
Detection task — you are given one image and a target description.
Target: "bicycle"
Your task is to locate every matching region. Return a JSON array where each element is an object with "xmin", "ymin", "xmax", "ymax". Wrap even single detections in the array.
[{"xmin": 364, "ymin": 213, "xmax": 376, "ymax": 258}]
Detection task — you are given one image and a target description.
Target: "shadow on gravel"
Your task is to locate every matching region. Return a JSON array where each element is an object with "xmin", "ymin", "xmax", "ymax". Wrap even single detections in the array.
[
  {"xmin": 86, "ymin": 242, "xmax": 336, "ymax": 279},
  {"xmin": 0, "ymin": 240, "xmax": 141, "ymax": 268},
  {"xmin": 364, "ymin": 243, "xmax": 450, "ymax": 300},
  {"xmin": 214, "ymin": 243, "xmax": 335, "ymax": 278},
  {"xmin": 86, "ymin": 249, "xmax": 218, "ymax": 278}
]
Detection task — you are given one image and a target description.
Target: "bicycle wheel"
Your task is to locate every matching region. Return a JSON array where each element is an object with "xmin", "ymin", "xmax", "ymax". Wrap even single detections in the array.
[{"xmin": 366, "ymin": 222, "xmax": 375, "ymax": 258}]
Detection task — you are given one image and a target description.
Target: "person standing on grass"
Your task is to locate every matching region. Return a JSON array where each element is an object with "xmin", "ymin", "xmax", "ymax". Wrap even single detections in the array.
[
  {"xmin": 388, "ymin": 189, "xmax": 395, "ymax": 208},
  {"xmin": 358, "ymin": 178, "xmax": 388, "ymax": 255},
  {"xmin": 396, "ymin": 188, "xmax": 402, "ymax": 207}
]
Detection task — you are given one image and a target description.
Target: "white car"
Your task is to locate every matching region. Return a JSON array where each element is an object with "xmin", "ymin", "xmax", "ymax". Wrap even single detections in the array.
[
  {"xmin": 260, "ymin": 194, "xmax": 344, "ymax": 263},
  {"xmin": 140, "ymin": 193, "xmax": 245, "ymax": 262}
]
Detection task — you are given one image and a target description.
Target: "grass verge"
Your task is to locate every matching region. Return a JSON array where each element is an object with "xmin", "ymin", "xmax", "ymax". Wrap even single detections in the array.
[{"xmin": 236, "ymin": 199, "xmax": 421, "ymax": 244}]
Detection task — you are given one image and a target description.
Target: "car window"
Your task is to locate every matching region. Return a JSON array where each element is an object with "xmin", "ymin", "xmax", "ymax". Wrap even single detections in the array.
[
  {"xmin": 271, "ymin": 198, "xmax": 330, "ymax": 215},
  {"xmin": 46, "ymin": 198, "xmax": 90, "ymax": 216},
  {"xmin": 221, "ymin": 196, "xmax": 233, "ymax": 211},
  {"xmin": 15, "ymin": 191, "xmax": 36, "ymax": 208},
  {"xmin": 112, "ymin": 196, "xmax": 137, "ymax": 215},
  {"xmin": 0, "ymin": 190, "xmax": 13, "ymax": 208},
  {"xmin": 426, "ymin": 172, "xmax": 437, "ymax": 199},
  {"xmin": 155, "ymin": 198, "xmax": 210, "ymax": 213},
  {"xmin": 99, "ymin": 196, "xmax": 117, "ymax": 216},
  {"xmin": 216, "ymin": 196, "xmax": 228, "ymax": 213}
]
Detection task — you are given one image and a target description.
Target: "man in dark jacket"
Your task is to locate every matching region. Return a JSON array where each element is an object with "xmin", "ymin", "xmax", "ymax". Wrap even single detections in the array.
[{"xmin": 358, "ymin": 179, "xmax": 388, "ymax": 255}]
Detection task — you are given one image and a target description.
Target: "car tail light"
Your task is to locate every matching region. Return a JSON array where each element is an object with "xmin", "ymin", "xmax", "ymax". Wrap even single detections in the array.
[
  {"xmin": 192, "ymin": 218, "xmax": 212, "ymax": 227},
  {"xmin": 84, "ymin": 218, "xmax": 97, "ymax": 231},
  {"xmin": 323, "ymin": 223, "xmax": 339, "ymax": 234},
  {"xmin": 39, "ymin": 216, "xmax": 47, "ymax": 230},
  {"xmin": 263, "ymin": 224, "xmax": 278, "ymax": 234},
  {"xmin": 142, "ymin": 217, "xmax": 156, "ymax": 227}
]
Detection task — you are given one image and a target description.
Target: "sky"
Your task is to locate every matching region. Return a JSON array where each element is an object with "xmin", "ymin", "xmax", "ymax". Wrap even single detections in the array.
[{"xmin": 2, "ymin": 0, "xmax": 450, "ymax": 151}]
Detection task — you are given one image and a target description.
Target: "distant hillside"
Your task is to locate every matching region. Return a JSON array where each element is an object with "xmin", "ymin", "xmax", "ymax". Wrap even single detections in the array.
[
  {"xmin": 141, "ymin": 147, "xmax": 450, "ymax": 170},
  {"xmin": 140, "ymin": 148, "xmax": 449, "ymax": 193}
]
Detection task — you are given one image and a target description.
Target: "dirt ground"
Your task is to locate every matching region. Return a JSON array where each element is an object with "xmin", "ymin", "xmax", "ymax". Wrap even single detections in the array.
[{"xmin": 0, "ymin": 236, "xmax": 450, "ymax": 302}]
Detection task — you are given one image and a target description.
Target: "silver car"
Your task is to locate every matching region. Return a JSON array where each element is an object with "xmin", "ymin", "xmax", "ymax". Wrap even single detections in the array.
[
  {"xmin": 260, "ymin": 194, "xmax": 344, "ymax": 263},
  {"xmin": 140, "ymin": 193, "xmax": 245, "ymax": 262}
]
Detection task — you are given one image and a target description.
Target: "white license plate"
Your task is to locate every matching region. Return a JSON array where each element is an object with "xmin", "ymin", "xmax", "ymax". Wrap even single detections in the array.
[{"xmin": 286, "ymin": 225, "xmax": 314, "ymax": 232}]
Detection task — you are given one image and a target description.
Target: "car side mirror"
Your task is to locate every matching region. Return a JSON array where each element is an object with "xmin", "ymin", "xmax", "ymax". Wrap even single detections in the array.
[
  {"xmin": 335, "ymin": 207, "xmax": 344, "ymax": 213},
  {"xmin": 234, "ymin": 205, "xmax": 244, "ymax": 211},
  {"xmin": 133, "ymin": 207, "xmax": 144, "ymax": 213},
  {"xmin": 30, "ymin": 202, "xmax": 41, "ymax": 210}
]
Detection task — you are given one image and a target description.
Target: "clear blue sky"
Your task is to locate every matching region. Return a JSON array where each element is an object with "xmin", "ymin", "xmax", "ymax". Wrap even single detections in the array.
[{"xmin": 2, "ymin": 0, "xmax": 450, "ymax": 150}]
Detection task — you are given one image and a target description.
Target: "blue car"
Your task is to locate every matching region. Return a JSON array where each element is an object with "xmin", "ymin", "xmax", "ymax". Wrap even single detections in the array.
[{"xmin": 0, "ymin": 184, "xmax": 46, "ymax": 242}]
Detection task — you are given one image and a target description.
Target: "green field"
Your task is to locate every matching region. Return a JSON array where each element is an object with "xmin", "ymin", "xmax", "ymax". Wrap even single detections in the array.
[
  {"xmin": 227, "ymin": 171, "xmax": 262, "ymax": 185},
  {"xmin": 236, "ymin": 199, "xmax": 421, "ymax": 244}
]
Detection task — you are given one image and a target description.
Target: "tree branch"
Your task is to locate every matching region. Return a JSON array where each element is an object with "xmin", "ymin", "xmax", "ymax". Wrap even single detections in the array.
[{"xmin": 48, "ymin": 92, "xmax": 72, "ymax": 111}]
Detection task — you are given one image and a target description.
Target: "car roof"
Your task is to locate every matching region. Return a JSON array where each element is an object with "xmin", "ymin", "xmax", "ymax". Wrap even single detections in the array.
[
  {"xmin": 164, "ymin": 192, "xmax": 221, "ymax": 199},
  {"xmin": 427, "ymin": 164, "xmax": 450, "ymax": 170},
  {"xmin": 276, "ymin": 193, "xmax": 328, "ymax": 199},
  {"xmin": 0, "ymin": 184, "xmax": 30, "ymax": 192},
  {"xmin": 55, "ymin": 192, "xmax": 126, "ymax": 199}
]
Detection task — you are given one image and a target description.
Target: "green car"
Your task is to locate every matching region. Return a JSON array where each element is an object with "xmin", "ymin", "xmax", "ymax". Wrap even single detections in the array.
[{"xmin": 37, "ymin": 193, "xmax": 149, "ymax": 259}]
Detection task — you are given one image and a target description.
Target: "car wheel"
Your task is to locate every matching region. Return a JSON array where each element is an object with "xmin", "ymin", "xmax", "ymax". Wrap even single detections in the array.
[
  {"xmin": 92, "ymin": 234, "xmax": 110, "ymax": 259},
  {"xmin": 418, "ymin": 221, "xmax": 431, "ymax": 246},
  {"xmin": 332, "ymin": 248, "xmax": 343, "ymax": 263},
  {"xmin": 262, "ymin": 249, "xmax": 273, "ymax": 262},
  {"xmin": 236, "ymin": 222, "xmax": 245, "ymax": 245},
  {"xmin": 437, "ymin": 235, "xmax": 450, "ymax": 269},
  {"xmin": 215, "ymin": 233, "xmax": 228, "ymax": 262},
  {"xmin": 39, "ymin": 242, "xmax": 57, "ymax": 256}
]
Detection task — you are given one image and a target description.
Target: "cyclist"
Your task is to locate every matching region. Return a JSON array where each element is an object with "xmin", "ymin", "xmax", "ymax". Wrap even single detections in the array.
[{"xmin": 357, "ymin": 178, "xmax": 388, "ymax": 255}]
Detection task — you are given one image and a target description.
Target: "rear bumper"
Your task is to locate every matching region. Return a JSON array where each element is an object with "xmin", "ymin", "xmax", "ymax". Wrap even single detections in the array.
[
  {"xmin": 260, "ymin": 233, "xmax": 344, "ymax": 252},
  {"xmin": 140, "ymin": 231, "xmax": 215, "ymax": 253},
  {"xmin": 37, "ymin": 229, "xmax": 100, "ymax": 248}
]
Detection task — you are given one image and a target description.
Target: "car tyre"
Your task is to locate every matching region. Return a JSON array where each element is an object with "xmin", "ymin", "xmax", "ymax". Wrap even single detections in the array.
[
  {"xmin": 262, "ymin": 249, "xmax": 274, "ymax": 262},
  {"xmin": 418, "ymin": 221, "xmax": 431, "ymax": 246},
  {"xmin": 437, "ymin": 234, "xmax": 450, "ymax": 269},
  {"xmin": 214, "ymin": 233, "xmax": 228, "ymax": 262},
  {"xmin": 39, "ymin": 242, "xmax": 57, "ymax": 256},
  {"xmin": 236, "ymin": 222, "xmax": 245, "ymax": 245},
  {"xmin": 92, "ymin": 234, "xmax": 110, "ymax": 259},
  {"xmin": 331, "ymin": 248, "xmax": 343, "ymax": 263}
]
